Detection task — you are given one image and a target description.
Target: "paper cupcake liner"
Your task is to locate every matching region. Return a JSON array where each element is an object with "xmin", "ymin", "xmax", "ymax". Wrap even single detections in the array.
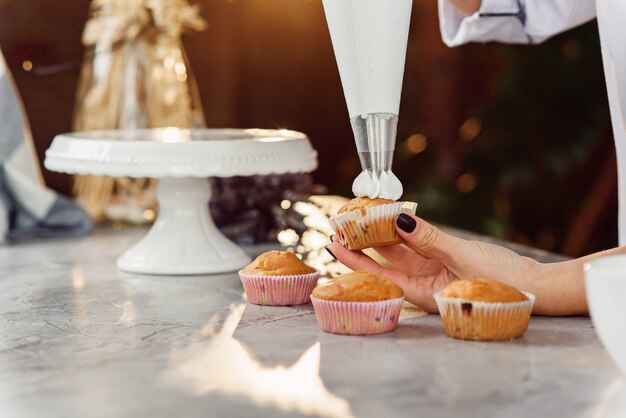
[
  {"xmin": 434, "ymin": 291, "xmax": 535, "ymax": 341},
  {"xmin": 310, "ymin": 296, "xmax": 405, "ymax": 335},
  {"xmin": 329, "ymin": 201, "xmax": 417, "ymax": 250},
  {"xmin": 238, "ymin": 271, "xmax": 321, "ymax": 306}
]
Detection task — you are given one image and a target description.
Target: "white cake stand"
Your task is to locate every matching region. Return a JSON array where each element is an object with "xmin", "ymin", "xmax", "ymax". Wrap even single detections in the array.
[{"xmin": 44, "ymin": 128, "xmax": 318, "ymax": 275}]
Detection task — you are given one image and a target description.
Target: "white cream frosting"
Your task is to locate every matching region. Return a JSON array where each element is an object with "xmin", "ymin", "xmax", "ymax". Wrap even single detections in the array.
[
  {"xmin": 322, "ymin": 0, "xmax": 413, "ymax": 118},
  {"xmin": 352, "ymin": 170, "xmax": 403, "ymax": 200}
]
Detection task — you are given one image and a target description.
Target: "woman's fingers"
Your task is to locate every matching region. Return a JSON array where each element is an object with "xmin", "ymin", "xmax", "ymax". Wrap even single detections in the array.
[
  {"xmin": 327, "ymin": 241, "xmax": 455, "ymax": 313},
  {"xmin": 326, "ymin": 242, "xmax": 411, "ymax": 288},
  {"xmin": 373, "ymin": 244, "xmax": 429, "ymax": 276},
  {"xmin": 395, "ymin": 213, "xmax": 462, "ymax": 261}
]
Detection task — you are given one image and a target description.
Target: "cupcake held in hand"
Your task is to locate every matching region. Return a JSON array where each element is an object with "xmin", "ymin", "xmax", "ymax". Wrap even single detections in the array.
[
  {"xmin": 238, "ymin": 251, "xmax": 320, "ymax": 306},
  {"xmin": 434, "ymin": 278, "xmax": 535, "ymax": 341},
  {"xmin": 310, "ymin": 270, "xmax": 405, "ymax": 335},
  {"xmin": 329, "ymin": 197, "xmax": 417, "ymax": 250}
]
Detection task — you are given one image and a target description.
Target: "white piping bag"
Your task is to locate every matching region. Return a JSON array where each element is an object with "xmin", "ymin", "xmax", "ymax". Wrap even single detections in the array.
[{"xmin": 322, "ymin": 0, "xmax": 412, "ymax": 200}]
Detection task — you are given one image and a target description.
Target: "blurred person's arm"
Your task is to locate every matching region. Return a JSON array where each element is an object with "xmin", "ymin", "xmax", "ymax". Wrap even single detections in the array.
[
  {"xmin": 448, "ymin": 0, "xmax": 481, "ymax": 16},
  {"xmin": 439, "ymin": 0, "xmax": 597, "ymax": 46}
]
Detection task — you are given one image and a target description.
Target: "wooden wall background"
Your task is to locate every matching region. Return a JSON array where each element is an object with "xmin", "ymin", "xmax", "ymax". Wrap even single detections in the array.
[{"xmin": 0, "ymin": 0, "xmax": 470, "ymax": 196}]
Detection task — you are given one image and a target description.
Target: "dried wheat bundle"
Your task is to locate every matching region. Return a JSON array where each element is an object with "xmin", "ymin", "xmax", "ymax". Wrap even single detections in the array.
[{"xmin": 73, "ymin": 0, "xmax": 206, "ymax": 222}]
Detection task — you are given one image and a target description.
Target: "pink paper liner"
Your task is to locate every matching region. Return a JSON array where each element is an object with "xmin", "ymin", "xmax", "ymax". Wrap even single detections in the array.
[
  {"xmin": 310, "ymin": 296, "xmax": 405, "ymax": 335},
  {"xmin": 238, "ymin": 271, "xmax": 320, "ymax": 306}
]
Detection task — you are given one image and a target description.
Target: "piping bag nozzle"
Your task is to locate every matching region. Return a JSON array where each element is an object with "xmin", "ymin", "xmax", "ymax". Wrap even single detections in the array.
[{"xmin": 351, "ymin": 113, "xmax": 403, "ymax": 200}]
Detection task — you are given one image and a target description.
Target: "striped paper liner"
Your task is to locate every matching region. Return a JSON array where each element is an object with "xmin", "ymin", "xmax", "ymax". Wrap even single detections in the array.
[
  {"xmin": 310, "ymin": 296, "xmax": 405, "ymax": 335},
  {"xmin": 238, "ymin": 270, "xmax": 320, "ymax": 306}
]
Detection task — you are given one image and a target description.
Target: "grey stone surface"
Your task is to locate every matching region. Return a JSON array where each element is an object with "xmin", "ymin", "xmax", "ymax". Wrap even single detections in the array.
[{"xmin": 0, "ymin": 227, "xmax": 624, "ymax": 418}]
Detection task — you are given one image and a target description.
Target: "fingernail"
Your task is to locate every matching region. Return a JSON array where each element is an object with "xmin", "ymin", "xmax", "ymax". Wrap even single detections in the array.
[
  {"xmin": 396, "ymin": 213, "xmax": 417, "ymax": 233},
  {"xmin": 325, "ymin": 246, "xmax": 337, "ymax": 260}
]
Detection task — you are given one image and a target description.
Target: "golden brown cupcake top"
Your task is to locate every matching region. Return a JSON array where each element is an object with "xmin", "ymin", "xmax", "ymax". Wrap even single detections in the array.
[
  {"xmin": 311, "ymin": 270, "xmax": 404, "ymax": 302},
  {"xmin": 337, "ymin": 197, "xmax": 395, "ymax": 215},
  {"xmin": 242, "ymin": 251, "xmax": 316, "ymax": 276},
  {"xmin": 439, "ymin": 279, "xmax": 528, "ymax": 303}
]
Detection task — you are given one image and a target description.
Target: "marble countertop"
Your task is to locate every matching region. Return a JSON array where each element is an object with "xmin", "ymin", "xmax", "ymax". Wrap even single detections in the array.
[{"xmin": 1, "ymin": 227, "xmax": 625, "ymax": 418}]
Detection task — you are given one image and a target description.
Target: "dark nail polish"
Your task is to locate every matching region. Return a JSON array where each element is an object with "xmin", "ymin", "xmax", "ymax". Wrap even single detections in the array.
[
  {"xmin": 396, "ymin": 213, "xmax": 417, "ymax": 233},
  {"xmin": 325, "ymin": 246, "xmax": 337, "ymax": 260}
]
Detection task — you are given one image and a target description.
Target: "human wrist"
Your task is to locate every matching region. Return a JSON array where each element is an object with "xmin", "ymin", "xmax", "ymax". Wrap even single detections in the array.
[{"xmin": 528, "ymin": 259, "xmax": 587, "ymax": 316}]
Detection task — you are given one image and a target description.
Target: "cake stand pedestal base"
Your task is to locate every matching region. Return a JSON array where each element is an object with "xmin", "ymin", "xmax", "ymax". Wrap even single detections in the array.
[{"xmin": 116, "ymin": 177, "xmax": 251, "ymax": 275}]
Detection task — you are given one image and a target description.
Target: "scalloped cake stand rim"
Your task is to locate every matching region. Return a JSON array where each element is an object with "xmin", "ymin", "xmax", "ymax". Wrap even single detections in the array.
[
  {"xmin": 44, "ymin": 128, "xmax": 318, "ymax": 179},
  {"xmin": 43, "ymin": 128, "xmax": 318, "ymax": 276}
]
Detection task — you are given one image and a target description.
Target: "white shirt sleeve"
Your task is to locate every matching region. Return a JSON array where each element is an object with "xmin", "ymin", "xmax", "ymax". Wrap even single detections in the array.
[{"xmin": 439, "ymin": 0, "xmax": 597, "ymax": 47}]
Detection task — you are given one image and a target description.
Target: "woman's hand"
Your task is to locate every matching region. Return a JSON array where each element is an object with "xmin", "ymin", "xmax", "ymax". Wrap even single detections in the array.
[
  {"xmin": 327, "ymin": 213, "xmax": 588, "ymax": 315},
  {"xmin": 327, "ymin": 233, "xmax": 457, "ymax": 313}
]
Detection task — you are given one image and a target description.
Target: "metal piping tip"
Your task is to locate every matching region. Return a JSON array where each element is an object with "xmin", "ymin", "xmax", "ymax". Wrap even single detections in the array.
[
  {"xmin": 351, "ymin": 113, "xmax": 398, "ymax": 175},
  {"xmin": 351, "ymin": 113, "xmax": 402, "ymax": 200}
]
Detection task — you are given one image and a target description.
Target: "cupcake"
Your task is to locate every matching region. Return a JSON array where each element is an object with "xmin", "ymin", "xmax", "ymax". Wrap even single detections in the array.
[
  {"xmin": 329, "ymin": 197, "xmax": 417, "ymax": 250},
  {"xmin": 434, "ymin": 279, "xmax": 535, "ymax": 341},
  {"xmin": 310, "ymin": 270, "xmax": 405, "ymax": 335},
  {"xmin": 238, "ymin": 251, "xmax": 320, "ymax": 306}
]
